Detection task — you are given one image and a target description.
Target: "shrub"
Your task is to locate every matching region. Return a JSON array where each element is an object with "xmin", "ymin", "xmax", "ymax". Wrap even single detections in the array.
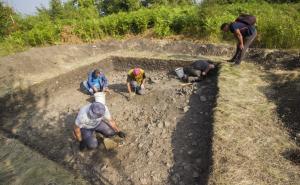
[{"xmin": 1, "ymin": 2, "xmax": 300, "ymax": 57}]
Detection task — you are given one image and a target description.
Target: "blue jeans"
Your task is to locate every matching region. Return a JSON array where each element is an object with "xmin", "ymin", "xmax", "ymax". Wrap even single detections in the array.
[
  {"xmin": 82, "ymin": 81, "xmax": 104, "ymax": 94},
  {"xmin": 80, "ymin": 121, "xmax": 116, "ymax": 149},
  {"xmin": 130, "ymin": 81, "xmax": 145, "ymax": 95}
]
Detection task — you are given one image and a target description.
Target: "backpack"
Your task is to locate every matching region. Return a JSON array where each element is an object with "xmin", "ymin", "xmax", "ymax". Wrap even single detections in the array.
[{"xmin": 235, "ymin": 14, "xmax": 256, "ymax": 26}]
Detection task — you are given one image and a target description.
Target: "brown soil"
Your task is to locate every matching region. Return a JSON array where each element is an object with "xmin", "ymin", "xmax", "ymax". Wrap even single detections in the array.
[
  {"xmin": 0, "ymin": 56, "xmax": 219, "ymax": 185},
  {"xmin": 0, "ymin": 39, "xmax": 299, "ymax": 185}
]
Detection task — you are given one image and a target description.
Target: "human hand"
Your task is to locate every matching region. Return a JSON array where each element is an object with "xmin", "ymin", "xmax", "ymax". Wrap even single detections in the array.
[
  {"xmin": 117, "ymin": 131, "xmax": 126, "ymax": 138},
  {"xmin": 104, "ymin": 88, "xmax": 111, "ymax": 94},
  {"xmin": 73, "ymin": 130, "xmax": 82, "ymax": 142},
  {"xmin": 202, "ymin": 72, "xmax": 206, "ymax": 76},
  {"xmin": 141, "ymin": 84, "xmax": 145, "ymax": 89},
  {"xmin": 239, "ymin": 43, "xmax": 244, "ymax": 50},
  {"xmin": 93, "ymin": 87, "xmax": 98, "ymax": 93}
]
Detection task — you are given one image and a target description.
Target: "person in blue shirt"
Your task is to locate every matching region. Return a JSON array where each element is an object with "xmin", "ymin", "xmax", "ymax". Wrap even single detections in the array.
[
  {"xmin": 221, "ymin": 21, "xmax": 257, "ymax": 65},
  {"xmin": 82, "ymin": 69, "xmax": 109, "ymax": 94}
]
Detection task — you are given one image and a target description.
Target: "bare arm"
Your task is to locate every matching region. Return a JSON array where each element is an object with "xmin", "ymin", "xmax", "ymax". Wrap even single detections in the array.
[
  {"xmin": 203, "ymin": 67, "xmax": 210, "ymax": 76},
  {"xmin": 73, "ymin": 124, "xmax": 82, "ymax": 142},
  {"xmin": 141, "ymin": 79, "xmax": 146, "ymax": 88},
  {"xmin": 234, "ymin": 29, "xmax": 244, "ymax": 49},
  {"xmin": 108, "ymin": 119, "xmax": 120, "ymax": 132},
  {"xmin": 127, "ymin": 82, "xmax": 132, "ymax": 93}
]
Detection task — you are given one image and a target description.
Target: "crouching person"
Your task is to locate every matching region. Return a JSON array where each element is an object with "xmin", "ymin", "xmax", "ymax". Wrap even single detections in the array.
[
  {"xmin": 82, "ymin": 69, "xmax": 109, "ymax": 95},
  {"xmin": 73, "ymin": 102, "xmax": 125, "ymax": 150},
  {"xmin": 183, "ymin": 60, "xmax": 215, "ymax": 83},
  {"xmin": 127, "ymin": 67, "xmax": 146, "ymax": 96}
]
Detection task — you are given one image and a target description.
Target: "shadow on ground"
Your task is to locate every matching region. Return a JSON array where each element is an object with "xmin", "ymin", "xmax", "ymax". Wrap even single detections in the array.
[
  {"xmin": 0, "ymin": 75, "xmax": 131, "ymax": 185},
  {"xmin": 260, "ymin": 56, "xmax": 300, "ymax": 165},
  {"xmin": 169, "ymin": 65, "xmax": 220, "ymax": 184}
]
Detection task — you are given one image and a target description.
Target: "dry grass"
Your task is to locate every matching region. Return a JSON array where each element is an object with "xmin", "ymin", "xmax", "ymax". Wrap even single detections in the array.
[{"xmin": 210, "ymin": 62, "xmax": 300, "ymax": 185}]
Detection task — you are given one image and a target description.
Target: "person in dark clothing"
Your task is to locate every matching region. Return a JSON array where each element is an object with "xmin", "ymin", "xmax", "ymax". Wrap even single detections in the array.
[
  {"xmin": 183, "ymin": 60, "xmax": 215, "ymax": 82},
  {"xmin": 221, "ymin": 21, "xmax": 257, "ymax": 65}
]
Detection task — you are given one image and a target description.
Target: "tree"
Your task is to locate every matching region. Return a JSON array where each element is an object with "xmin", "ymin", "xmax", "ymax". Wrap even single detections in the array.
[
  {"xmin": 49, "ymin": 0, "xmax": 63, "ymax": 19},
  {"xmin": 100, "ymin": 0, "xmax": 141, "ymax": 14},
  {"xmin": 0, "ymin": 2, "xmax": 18, "ymax": 38}
]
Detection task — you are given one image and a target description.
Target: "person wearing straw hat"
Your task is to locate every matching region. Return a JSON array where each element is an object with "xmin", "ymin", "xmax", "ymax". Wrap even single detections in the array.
[
  {"xmin": 183, "ymin": 60, "xmax": 215, "ymax": 83},
  {"xmin": 127, "ymin": 67, "xmax": 146, "ymax": 96},
  {"xmin": 73, "ymin": 102, "xmax": 126, "ymax": 150},
  {"xmin": 82, "ymin": 69, "xmax": 109, "ymax": 95}
]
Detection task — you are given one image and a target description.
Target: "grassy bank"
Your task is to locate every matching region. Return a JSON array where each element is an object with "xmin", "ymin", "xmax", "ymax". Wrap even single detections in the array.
[
  {"xmin": 0, "ymin": 2, "xmax": 299, "ymax": 57},
  {"xmin": 210, "ymin": 61, "xmax": 300, "ymax": 185}
]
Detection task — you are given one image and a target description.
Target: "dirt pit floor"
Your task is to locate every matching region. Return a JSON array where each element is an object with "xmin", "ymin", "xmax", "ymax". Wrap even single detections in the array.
[{"xmin": 0, "ymin": 57, "xmax": 219, "ymax": 185}]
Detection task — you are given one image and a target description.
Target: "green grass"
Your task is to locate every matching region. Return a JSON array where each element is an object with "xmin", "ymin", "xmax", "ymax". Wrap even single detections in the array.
[{"xmin": 1, "ymin": 2, "xmax": 299, "ymax": 57}]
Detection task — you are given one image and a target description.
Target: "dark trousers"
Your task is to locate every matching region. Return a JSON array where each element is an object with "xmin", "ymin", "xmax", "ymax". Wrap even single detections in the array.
[
  {"xmin": 130, "ymin": 81, "xmax": 145, "ymax": 95},
  {"xmin": 231, "ymin": 30, "xmax": 257, "ymax": 64},
  {"xmin": 80, "ymin": 121, "xmax": 116, "ymax": 150}
]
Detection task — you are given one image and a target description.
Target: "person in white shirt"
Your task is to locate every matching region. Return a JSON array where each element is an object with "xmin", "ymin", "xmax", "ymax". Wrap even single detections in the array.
[{"xmin": 73, "ymin": 102, "xmax": 125, "ymax": 150}]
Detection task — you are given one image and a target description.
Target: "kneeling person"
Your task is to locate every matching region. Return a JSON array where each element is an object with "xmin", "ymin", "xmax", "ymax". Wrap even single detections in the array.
[
  {"xmin": 82, "ymin": 69, "xmax": 109, "ymax": 95},
  {"xmin": 73, "ymin": 102, "xmax": 125, "ymax": 150},
  {"xmin": 183, "ymin": 60, "xmax": 215, "ymax": 82},
  {"xmin": 127, "ymin": 67, "xmax": 146, "ymax": 95}
]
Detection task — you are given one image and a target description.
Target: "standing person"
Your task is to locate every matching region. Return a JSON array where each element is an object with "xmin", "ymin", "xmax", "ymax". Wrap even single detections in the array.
[
  {"xmin": 82, "ymin": 69, "xmax": 109, "ymax": 95},
  {"xmin": 73, "ymin": 102, "xmax": 126, "ymax": 150},
  {"xmin": 127, "ymin": 67, "xmax": 146, "ymax": 96},
  {"xmin": 220, "ymin": 14, "xmax": 257, "ymax": 65},
  {"xmin": 183, "ymin": 60, "xmax": 215, "ymax": 83}
]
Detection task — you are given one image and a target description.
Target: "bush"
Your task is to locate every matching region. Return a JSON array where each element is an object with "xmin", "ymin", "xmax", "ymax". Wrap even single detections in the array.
[
  {"xmin": 198, "ymin": 2, "xmax": 300, "ymax": 48},
  {"xmin": 1, "ymin": 2, "xmax": 300, "ymax": 57}
]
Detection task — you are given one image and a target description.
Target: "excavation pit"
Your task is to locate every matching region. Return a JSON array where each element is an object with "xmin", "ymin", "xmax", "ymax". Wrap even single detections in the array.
[{"xmin": 0, "ymin": 56, "xmax": 219, "ymax": 185}]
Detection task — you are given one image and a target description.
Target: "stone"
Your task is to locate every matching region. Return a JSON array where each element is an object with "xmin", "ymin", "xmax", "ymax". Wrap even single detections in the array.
[
  {"xmin": 171, "ymin": 173, "xmax": 180, "ymax": 184},
  {"xmin": 138, "ymin": 143, "xmax": 143, "ymax": 149},
  {"xmin": 183, "ymin": 163, "xmax": 191, "ymax": 171},
  {"xmin": 166, "ymin": 162, "xmax": 172, "ymax": 168},
  {"xmin": 140, "ymin": 178, "xmax": 148, "ymax": 185},
  {"xmin": 196, "ymin": 158, "xmax": 202, "ymax": 164},
  {"xmin": 183, "ymin": 106, "xmax": 190, "ymax": 113},
  {"xmin": 179, "ymin": 181, "xmax": 185, "ymax": 185},
  {"xmin": 192, "ymin": 171, "xmax": 200, "ymax": 178},
  {"xmin": 180, "ymin": 149, "xmax": 184, "ymax": 154},
  {"xmin": 188, "ymin": 133, "xmax": 193, "ymax": 137},
  {"xmin": 164, "ymin": 121, "xmax": 171, "ymax": 127},
  {"xmin": 200, "ymin": 96, "xmax": 207, "ymax": 102},
  {"xmin": 147, "ymin": 151, "xmax": 154, "ymax": 157},
  {"xmin": 157, "ymin": 122, "xmax": 164, "ymax": 129},
  {"xmin": 103, "ymin": 138, "xmax": 118, "ymax": 150},
  {"xmin": 187, "ymin": 150, "xmax": 193, "ymax": 155},
  {"xmin": 149, "ymin": 77, "xmax": 159, "ymax": 84}
]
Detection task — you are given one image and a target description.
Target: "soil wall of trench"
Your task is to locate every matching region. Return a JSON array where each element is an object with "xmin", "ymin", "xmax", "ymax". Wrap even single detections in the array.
[{"xmin": 0, "ymin": 39, "xmax": 299, "ymax": 185}]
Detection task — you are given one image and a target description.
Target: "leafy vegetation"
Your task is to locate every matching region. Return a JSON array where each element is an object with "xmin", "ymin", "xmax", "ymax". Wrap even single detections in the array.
[{"xmin": 0, "ymin": 0, "xmax": 299, "ymax": 56}]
